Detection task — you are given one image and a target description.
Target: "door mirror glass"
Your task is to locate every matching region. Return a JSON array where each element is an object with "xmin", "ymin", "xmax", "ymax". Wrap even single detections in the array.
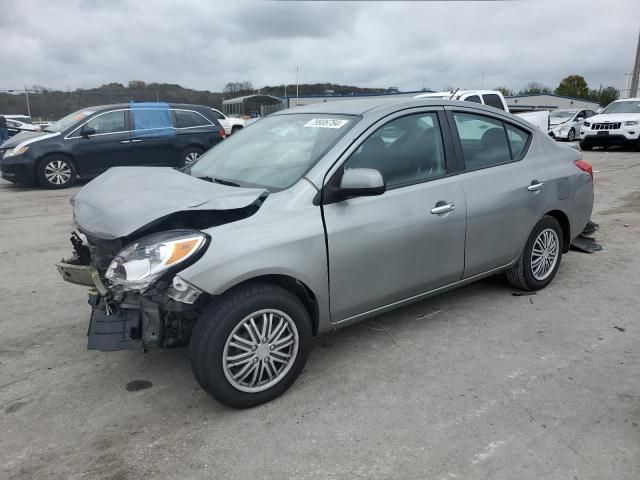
[
  {"xmin": 81, "ymin": 126, "xmax": 96, "ymax": 137},
  {"xmin": 339, "ymin": 168, "xmax": 386, "ymax": 198}
]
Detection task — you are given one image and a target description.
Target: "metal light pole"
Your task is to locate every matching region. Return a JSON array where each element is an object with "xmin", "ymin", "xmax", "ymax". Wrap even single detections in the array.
[
  {"xmin": 24, "ymin": 86, "xmax": 32, "ymax": 118},
  {"xmin": 296, "ymin": 66, "xmax": 299, "ymax": 107}
]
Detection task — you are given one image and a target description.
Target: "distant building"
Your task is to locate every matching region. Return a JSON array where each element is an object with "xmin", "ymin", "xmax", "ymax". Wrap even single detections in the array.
[
  {"xmin": 506, "ymin": 94, "xmax": 601, "ymax": 112},
  {"xmin": 281, "ymin": 89, "xmax": 434, "ymax": 109}
]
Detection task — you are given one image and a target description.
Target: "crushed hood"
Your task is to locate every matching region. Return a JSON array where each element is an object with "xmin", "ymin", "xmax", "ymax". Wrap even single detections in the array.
[{"xmin": 72, "ymin": 167, "xmax": 267, "ymax": 240}]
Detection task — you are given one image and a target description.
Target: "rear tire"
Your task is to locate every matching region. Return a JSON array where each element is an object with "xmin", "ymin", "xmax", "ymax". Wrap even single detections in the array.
[
  {"xmin": 189, "ymin": 282, "xmax": 312, "ymax": 408},
  {"xmin": 579, "ymin": 140, "xmax": 593, "ymax": 151},
  {"xmin": 179, "ymin": 147, "xmax": 203, "ymax": 167},
  {"xmin": 231, "ymin": 126, "xmax": 242, "ymax": 135},
  {"xmin": 37, "ymin": 155, "xmax": 77, "ymax": 189},
  {"xmin": 506, "ymin": 215, "xmax": 563, "ymax": 291}
]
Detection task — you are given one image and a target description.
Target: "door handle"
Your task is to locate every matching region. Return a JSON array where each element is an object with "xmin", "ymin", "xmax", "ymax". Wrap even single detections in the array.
[
  {"xmin": 131, "ymin": 139, "xmax": 142, "ymax": 143},
  {"xmin": 527, "ymin": 181, "xmax": 545, "ymax": 192},
  {"xmin": 119, "ymin": 140, "xmax": 131, "ymax": 144},
  {"xmin": 430, "ymin": 202, "xmax": 456, "ymax": 215}
]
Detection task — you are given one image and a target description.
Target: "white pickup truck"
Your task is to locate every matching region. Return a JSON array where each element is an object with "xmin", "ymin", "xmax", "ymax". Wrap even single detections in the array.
[
  {"xmin": 209, "ymin": 108, "xmax": 246, "ymax": 136},
  {"xmin": 415, "ymin": 90, "xmax": 549, "ymax": 132}
]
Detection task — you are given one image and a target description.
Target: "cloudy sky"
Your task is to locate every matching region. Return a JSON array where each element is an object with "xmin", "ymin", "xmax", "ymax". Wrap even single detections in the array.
[{"xmin": 1, "ymin": 0, "xmax": 638, "ymax": 93}]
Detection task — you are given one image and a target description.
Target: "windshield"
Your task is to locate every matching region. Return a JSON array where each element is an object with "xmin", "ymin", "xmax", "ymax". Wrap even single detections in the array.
[
  {"xmin": 190, "ymin": 113, "xmax": 357, "ymax": 190},
  {"xmin": 601, "ymin": 101, "xmax": 640, "ymax": 114},
  {"xmin": 550, "ymin": 110, "xmax": 577, "ymax": 121},
  {"xmin": 45, "ymin": 108, "xmax": 98, "ymax": 133}
]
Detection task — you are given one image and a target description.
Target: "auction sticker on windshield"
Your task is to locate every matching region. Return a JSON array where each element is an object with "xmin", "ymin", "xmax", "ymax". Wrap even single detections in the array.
[{"xmin": 304, "ymin": 118, "xmax": 350, "ymax": 129}]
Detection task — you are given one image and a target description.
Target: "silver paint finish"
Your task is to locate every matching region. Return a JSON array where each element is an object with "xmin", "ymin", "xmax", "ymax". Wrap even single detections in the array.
[{"xmin": 73, "ymin": 98, "xmax": 594, "ymax": 336}]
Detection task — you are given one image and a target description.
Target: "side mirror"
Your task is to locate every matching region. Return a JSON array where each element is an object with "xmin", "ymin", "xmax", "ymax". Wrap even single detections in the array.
[
  {"xmin": 338, "ymin": 168, "xmax": 386, "ymax": 198},
  {"xmin": 81, "ymin": 126, "xmax": 96, "ymax": 137}
]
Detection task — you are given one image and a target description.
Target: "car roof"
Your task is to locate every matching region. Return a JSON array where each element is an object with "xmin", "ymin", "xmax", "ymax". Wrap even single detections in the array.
[
  {"xmin": 74, "ymin": 103, "xmax": 214, "ymax": 112},
  {"xmin": 273, "ymin": 98, "xmax": 510, "ymax": 117}
]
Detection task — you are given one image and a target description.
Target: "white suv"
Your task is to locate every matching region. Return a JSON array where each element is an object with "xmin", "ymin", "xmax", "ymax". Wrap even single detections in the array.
[
  {"xmin": 579, "ymin": 98, "xmax": 640, "ymax": 150},
  {"xmin": 209, "ymin": 108, "xmax": 246, "ymax": 136}
]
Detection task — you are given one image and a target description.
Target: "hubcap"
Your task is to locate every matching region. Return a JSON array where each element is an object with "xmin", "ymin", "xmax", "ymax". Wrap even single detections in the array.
[
  {"xmin": 44, "ymin": 160, "xmax": 72, "ymax": 185},
  {"xmin": 184, "ymin": 152, "xmax": 200, "ymax": 165},
  {"xmin": 531, "ymin": 228, "xmax": 559, "ymax": 281},
  {"xmin": 222, "ymin": 309, "xmax": 299, "ymax": 393},
  {"xmin": 568, "ymin": 129, "xmax": 575, "ymax": 141}
]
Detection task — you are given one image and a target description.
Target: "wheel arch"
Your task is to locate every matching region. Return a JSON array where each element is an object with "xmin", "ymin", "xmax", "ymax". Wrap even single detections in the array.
[
  {"xmin": 545, "ymin": 209, "xmax": 571, "ymax": 252},
  {"xmin": 217, "ymin": 274, "xmax": 320, "ymax": 336}
]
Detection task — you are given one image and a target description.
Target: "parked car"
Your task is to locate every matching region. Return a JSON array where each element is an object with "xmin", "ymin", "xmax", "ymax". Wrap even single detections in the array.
[
  {"xmin": 415, "ymin": 90, "xmax": 550, "ymax": 132},
  {"xmin": 0, "ymin": 103, "xmax": 226, "ymax": 188},
  {"xmin": 57, "ymin": 98, "xmax": 594, "ymax": 408},
  {"xmin": 6, "ymin": 118, "xmax": 40, "ymax": 137},
  {"xmin": 548, "ymin": 109, "xmax": 597, "ymax": 142},
  {"xmin": 209, "ymin": 108, "xmax": 246, "ymax": 135},
  {"xmin": 579, "ymin": 98, "xmax": 640, "ymax": 150}
]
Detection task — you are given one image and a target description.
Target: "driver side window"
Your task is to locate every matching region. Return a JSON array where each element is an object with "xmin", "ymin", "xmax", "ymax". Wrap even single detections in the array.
[{"xmin": 343, "ymin": 113, "xmax": 446, "ymax": 188}]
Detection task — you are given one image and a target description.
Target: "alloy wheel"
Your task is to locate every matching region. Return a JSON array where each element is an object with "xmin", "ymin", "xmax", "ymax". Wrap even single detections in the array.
[
  {"xmin": 530, "ymin": 228, "xmax": 559, "ymax": 281},
  {"xmin": 185, "ymin": 151, "xmax": 200, "ymax": 165},
  {"xmin": 568, "ymin": 128, "xmax": 575, "ymax": 141},
  {"xmin": 222, "ymin": 309, "xmax": 299, "ymax": 393},
  {"xmin": 44, "ymin": 160, "xmax": 72, "ymax": 185}
]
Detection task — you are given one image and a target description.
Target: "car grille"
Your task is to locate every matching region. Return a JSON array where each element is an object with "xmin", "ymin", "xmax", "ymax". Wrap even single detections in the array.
[{"xmin": 591, "ymin": 122, "xmax": 621, "ymax": 130}]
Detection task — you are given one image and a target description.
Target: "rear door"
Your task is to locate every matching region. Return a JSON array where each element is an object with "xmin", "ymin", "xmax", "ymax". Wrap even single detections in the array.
[
  {"xmin": 128, "ymin": 106, "xmax": 177, "ymax": 166},
  {"xmin": 446, "ymin": 107, "xmax": 546, "ymax": 277},
  {"xmin": 322, "ymin": 108, "xmax": 467, "ymax": 322},
  {"xmin": 68, "ymin": 109, "xmax": 131, "ymax": 176}
]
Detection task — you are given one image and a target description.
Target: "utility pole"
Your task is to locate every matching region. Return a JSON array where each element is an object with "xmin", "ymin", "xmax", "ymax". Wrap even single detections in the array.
[
  {"xmin": 630, "ymin": 30, "xmax": 640, "ymax": 98},
  {"xmin": 295, "ymin": 66, "xmax": 300, "ymax": 107},
  {"xmin": 24, "ymin": 85, "xmax": 31, "ymax": 118},
  {"xmin": 481, "ymin": 71, "xmax": 485, "ymax": 89}
]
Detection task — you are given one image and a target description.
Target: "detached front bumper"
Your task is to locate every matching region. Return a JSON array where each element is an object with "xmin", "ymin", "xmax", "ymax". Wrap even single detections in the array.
[{"xmin": 57, "ymin": 260, "xmax": 204, "ymax": 351}]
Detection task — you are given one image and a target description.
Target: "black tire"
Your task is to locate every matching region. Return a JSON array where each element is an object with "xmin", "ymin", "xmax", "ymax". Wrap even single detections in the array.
[
  {"xmin": 179, "ymin": 147, "xmax": 203, "ymax": 167},
  {"xmin": 567, "ymin": 128, "xmax": 576, "ymax": 142},
  {"xmin": 36, "ymin": 155, "xmax": 77, "ymax": 189},
  {"xmin": 189, "ymin": 282, "xmax": 312, "ymax": 408},
  {"xmin": 506, "ymin": 215, "xmax": 564, "ymax": 291},
  {"xmin": 579, "ymin": 140, "xmax": 593, "ymax": 151},
  {"xmin": 231, "ymin": 126, "xmax": 242, "ymax": 135}
]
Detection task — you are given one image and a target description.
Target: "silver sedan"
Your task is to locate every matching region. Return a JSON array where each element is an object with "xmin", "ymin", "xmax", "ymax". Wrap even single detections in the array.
[{"xmin": 59, "ymin": 98, "xmax": 594, "ymax": 408}]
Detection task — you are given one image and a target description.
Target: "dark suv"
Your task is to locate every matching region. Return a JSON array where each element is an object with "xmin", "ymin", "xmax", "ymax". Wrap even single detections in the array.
[{"xmin": 0, "ymin": 103, "xmax": 226, "ymax": 188}]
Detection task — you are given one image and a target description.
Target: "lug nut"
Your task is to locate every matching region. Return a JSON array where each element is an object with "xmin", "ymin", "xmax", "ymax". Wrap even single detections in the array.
[
  {"xmin": 253, "ymin": 358, "xmax": 258, "ymax": 363},
  {"xmin": 270, "ymin": 345, "xmax": 275, "ymax": 351}
]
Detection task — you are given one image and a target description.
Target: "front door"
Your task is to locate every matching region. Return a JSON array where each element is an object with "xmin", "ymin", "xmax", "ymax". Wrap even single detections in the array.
[
  {"xmin": 446, "ymin": 108, "xmax": 547, "ymax": 277},
  {"xmin": 71, "ymin": 109, "xmax": 131, "ymax": 176},
  {"xmin": 322, "ymin": 109, "xmax": 467, "ymax": 322}
]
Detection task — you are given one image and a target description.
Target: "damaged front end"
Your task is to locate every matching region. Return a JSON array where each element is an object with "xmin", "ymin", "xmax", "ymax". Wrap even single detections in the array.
[
  {"xmin": 57, "ymin": 229, "xmax": 209, "ymax": 351},
  {"xmin": 56, "ymin": 166, "xmax": 268, "ymax": 352}
]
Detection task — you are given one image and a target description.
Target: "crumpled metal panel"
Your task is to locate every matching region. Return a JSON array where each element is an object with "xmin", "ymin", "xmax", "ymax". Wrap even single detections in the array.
[{"xmin": 71, "ymin": 167, "xmax": 266, "ymax": 240}]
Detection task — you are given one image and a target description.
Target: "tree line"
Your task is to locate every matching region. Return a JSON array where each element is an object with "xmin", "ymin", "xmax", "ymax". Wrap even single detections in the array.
[
  {"xmin": 0, "ymin": 75, "xmax": 620, "ymax": 121},
  {"xmin": 494, "ymin": 75, "xmax": 619, "ymax": 107}
]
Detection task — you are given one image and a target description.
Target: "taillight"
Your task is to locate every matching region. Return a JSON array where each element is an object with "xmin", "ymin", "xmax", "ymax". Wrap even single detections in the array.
[
  {"xmin": 219, "ymin": 129, "xmax": 226, "ymax": 140},
  {"xmin": 574, "ymin": 159, "xmax": 593, "ymax": 178}
]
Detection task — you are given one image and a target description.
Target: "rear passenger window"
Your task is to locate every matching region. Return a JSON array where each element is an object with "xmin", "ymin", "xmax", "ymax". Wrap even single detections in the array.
[
  {"xmin": 465, "ymin": 95, "xmax": 481, "ymax": 104},
  {"xmin": 345, "ymin": 112, "xmax": 446, "ymax": 187},
  {"xmin": 505, "ymin": 124, "xmax": 530, "ymax": 160},
  {"xmin": 453, "ymin": 112, "xmax": 511, "ymax": 170},
  {"xmin": 483, "ymin": 94, "xmax": 505, "ymax": 111},
  {"xmin": 175, "ymin": 110, "xmax": 210, "ymax": 128}
]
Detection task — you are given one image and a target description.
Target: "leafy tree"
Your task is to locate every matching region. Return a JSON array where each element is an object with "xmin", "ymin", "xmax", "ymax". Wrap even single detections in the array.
[
  {"xmin": 590, "ymin": 86, "xmax": 620, "ymax": 107},
  {"xmin": 555, "ymin": 75, "xmax": 590, "ymax": 99},
  {"xmin": 519, "ymin": 82, "xmax": 552, "ymax": 95},
  {"xmin": 494, "ymin": 86, "xmax": 515, "ymax": 97},
  {"xmin": 127, "ymin": 80, "xmax": 146, "ymax": 89}
]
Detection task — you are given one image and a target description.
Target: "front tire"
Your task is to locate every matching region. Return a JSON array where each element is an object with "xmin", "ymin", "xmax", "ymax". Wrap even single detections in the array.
[
  {"xmin": 506, "ymin": 215, "xmax": 563, "ymax": 291},
  {"xmin": 189, "ymin": 282, "xmax": 312, "ymax": 408},
  {"xmin": 579, "ymin": 140, "xmax": 593, "ymax": 151},
  {"xmin": 567, "ymin": 128, "xmax": 576, "ymax": 142},
  {"xmin": 37, "ymin": 155, "xmax": 77, "ymax": 189}
]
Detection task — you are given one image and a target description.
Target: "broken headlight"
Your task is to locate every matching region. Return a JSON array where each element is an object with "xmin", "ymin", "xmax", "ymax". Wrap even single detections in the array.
[{"xmin": 105, "ymin": 230, "xmax": 207, "ymax": 291}]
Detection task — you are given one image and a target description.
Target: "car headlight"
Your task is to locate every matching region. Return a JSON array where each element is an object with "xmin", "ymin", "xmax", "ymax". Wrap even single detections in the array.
[
  {"xmin": 583, "ymin": 121, "xmax": 591, "ymax": 127},
  {"xmin": 624, "ymin": 120, "xmax": 639, "ymax": 126},
  {"xmin": 3, "ymin": 146, "xmax": 29, "ymax": 158},
  {"xmin": 105, "ymin": 230, "xmax": 208, "ymax": 290}
]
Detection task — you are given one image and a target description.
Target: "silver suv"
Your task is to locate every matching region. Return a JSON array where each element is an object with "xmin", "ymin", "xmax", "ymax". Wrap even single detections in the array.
[{"xmin": 58, "ymin": 98, "xmax": 594, "ymax": 408}]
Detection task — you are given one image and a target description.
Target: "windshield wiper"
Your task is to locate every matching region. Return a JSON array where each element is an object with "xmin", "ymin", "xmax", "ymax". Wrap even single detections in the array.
[{"xmin": 197, "ymin": 176, "xmax": 242, "ymax": 187}]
